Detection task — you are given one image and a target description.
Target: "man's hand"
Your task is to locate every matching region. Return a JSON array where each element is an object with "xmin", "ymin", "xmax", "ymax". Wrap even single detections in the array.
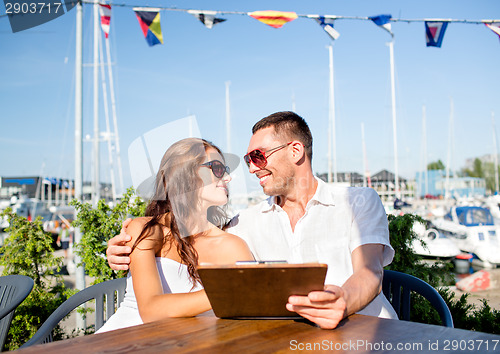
[
  {"xmin": 106, "ymin": 218, "xmax": 133, "ymax": 271},
  {"xmin": 287, "ymin": 244, "xmax": 385, "ymax": 329},
  {"xmin": 286, "ymin": 285, "xmax": 347, "ymax": 329}
]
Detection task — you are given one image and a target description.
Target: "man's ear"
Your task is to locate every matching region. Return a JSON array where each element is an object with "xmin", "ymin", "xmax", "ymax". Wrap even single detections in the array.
[{"xmin": 290, "ymin": 141, "xmax": 305, "ymax": 164}]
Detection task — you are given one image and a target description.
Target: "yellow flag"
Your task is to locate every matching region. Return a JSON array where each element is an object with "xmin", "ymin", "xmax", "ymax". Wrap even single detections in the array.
[{"xmin": 249, "ymin": 10, "xmax": 298, "ymax": 28}]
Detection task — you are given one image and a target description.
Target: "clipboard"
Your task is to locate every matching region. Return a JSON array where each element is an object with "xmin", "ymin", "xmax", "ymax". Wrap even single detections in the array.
[{"xmin": 197, "ymin": 263, "xmax": 328, "ymax": 319}]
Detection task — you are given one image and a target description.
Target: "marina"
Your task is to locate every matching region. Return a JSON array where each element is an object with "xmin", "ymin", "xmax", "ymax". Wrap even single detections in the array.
[{"xmin": 1, "ymin": 1, "xmax": 500, "ymax": 349}]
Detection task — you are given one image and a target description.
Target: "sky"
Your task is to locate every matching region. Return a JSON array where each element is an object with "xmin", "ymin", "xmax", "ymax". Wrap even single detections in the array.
[{"xmin": 1, "ymin": 0, "xmax": 500, "ymax": 196}]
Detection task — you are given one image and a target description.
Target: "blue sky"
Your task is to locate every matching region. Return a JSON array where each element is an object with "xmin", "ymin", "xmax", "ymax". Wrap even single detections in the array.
[{"xmin": 1, "ymin": 0, "xmax": 499, "ymax": 195}]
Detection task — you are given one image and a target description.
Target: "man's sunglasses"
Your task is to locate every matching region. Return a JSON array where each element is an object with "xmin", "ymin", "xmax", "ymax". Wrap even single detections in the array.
[
  {"xmin": 243, "ymin": 142, "xmax": 292, "ymax": 169},
  {"xmin": 201, "ymin": 160, "xmax": 230, "ymax": 179}
]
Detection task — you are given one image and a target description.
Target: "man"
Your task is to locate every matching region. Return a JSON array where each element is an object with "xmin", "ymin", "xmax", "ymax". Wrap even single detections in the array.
[{"xmin": 107, "ymin": 111, "xmax": 397, "ymax": 329}]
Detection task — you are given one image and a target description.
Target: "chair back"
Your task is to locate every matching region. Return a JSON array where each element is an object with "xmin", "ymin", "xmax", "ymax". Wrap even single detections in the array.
[
  {"xmin": 382, "ymin": 269, "xmax": 453, "ymax": 327},
  {"xmin": 0, "ymin": 275, "xmax": 34, "ymax": 350},
  {"xmin": 21, "ymin": 277, "xmax": 126, "ymax": 348}
]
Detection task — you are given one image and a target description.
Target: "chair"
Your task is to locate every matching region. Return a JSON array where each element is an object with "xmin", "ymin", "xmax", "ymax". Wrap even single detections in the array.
[
  {"xmin": 0, "ymin": 275, "xmax": 34, "ymax": 351},
  {"xmin": 21, "ymin": 277, "xmax": 126, "ymax": 348},
  {"xmin": 382, "ymin": 269, "xmax": 453, "ymax": 327}
]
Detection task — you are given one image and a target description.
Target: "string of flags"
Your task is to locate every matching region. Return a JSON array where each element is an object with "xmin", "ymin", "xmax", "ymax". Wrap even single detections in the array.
[{"xmin": 90, "ymin": 2, "xmax": 500, "ymax": 48}]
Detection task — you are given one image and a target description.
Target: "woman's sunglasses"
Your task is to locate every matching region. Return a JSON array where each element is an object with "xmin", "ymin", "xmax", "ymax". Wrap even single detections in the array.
[
  {"xmin": 243, "ymin": 142, "xmax": 292, "ymax": 169},
  {"xmin": 201, "ymin": 160, "xmax": 230, "ymax": 179}
]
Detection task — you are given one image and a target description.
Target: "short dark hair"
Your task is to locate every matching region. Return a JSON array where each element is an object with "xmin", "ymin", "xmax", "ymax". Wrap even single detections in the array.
[{"xmin": 252, "ymin": 111, "xmax": 313, "ymax": 161}]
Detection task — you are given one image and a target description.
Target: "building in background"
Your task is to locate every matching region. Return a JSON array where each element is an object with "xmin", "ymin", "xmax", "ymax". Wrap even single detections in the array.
[{"xmin": 415, "ymin": 170, "xmax": 486, "ymax": 198}]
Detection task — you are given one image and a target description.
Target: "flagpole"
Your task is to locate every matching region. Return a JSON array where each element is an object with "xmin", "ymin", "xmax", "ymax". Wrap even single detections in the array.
[
  {"xmin": 388, "ymin": 38, "xmax": 399, "ymax": 199},
  {"xmin": 225, "ymin": 81, "xmax": 231, "ymax": 153},
  {"xmin": 328, "ymin": 45, "xmax": 338, "ymax": 184},
  {"xmin": 74, "ymin": 0, "xmax": 86, "ymax": 329}
]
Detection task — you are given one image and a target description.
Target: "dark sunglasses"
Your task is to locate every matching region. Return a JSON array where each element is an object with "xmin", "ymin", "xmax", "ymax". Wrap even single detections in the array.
[
  {"xmin": 243, "ymin": 142, "xmax": 292, "ymax": 169},
  {"xmin": 201, "ymin": 160, "xmax": 230, "ymax": 179}
]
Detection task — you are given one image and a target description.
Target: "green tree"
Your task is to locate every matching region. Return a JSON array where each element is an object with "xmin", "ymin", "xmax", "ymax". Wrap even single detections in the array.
[
  {"xmin": 462, "ymin": 158, "xmax": 500, "ymax": 193},
  {"xmin": 427, "ymin": 160, "xmax": 445, "ymax": 170},
  {"xmin": 71, "ymin": 188, "xmax": 146, "ymax": 284},
  {"xmin": 0, "ymin": 208, "xmax": 72, "ymax": 350},
  {"xmin": 463, "ymin": 158, "xmax": 483, "ymax": 178}
]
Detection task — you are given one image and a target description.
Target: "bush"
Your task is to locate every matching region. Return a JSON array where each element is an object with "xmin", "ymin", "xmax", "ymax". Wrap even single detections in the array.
[
  {"xmin": 71, "ymin": 188, "xmax": 146, "ymax": 284},
  {"xmin": 0, "ymin": 208, "xmax": 72, "ymax": 351}
]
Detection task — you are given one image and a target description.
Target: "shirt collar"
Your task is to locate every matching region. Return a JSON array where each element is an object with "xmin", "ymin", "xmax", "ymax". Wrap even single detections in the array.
[
  {"xmin": 260, "ymin": 176, "xmax": 335, "ymax": 212},
  {"xmin": 311, "ymin": 177, "xmax": 335, "ymax": 206}
]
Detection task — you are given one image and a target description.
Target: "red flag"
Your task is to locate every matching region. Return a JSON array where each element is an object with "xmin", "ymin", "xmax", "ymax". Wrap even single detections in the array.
[
  {"xmin": 99, "ymin": 4, "xmax": 111, "ymax": 38},
  {"xmin": 485, "ymin": 23, "xmax": 500, "ymax": 41}
]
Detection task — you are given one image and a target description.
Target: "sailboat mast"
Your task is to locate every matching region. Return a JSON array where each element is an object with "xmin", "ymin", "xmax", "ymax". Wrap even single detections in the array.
[
  {"xmin": 105, "ymin": 33, "xmax": 124, "ymax": 197},
  {"xmin": 423, "ymin": 105, "xmax": 428, "ymax": 196},
  {"xmin": 492, "ymin": 112, "xmax": 499, "ymax": 193},
  {"xmin": 225, "ymin": 81, "xmax": 231, "ymax": 153},
  {"xmin": 445, "ymin": 98, "xmax": 454, "ymax": 200},
  {"xmin": 98, "ymin": 28, "xmax": 116, "ymax": 202},
  {"xmin": 361, "ymin": 123, "xmax": 371, "ymax": 188},
  {"xmin": 93, "ymin": 1, "xmax": 100, "ymax": 204}
]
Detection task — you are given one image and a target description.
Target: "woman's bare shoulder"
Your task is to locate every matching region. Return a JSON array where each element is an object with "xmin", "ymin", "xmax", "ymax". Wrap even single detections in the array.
[
  {"xmin": 127, "ymin": 217, "xmax": 163, "ymax": 246},
  {"xmin": 209, "ymin": 231, "xmax": 254, "ymax": 262}
]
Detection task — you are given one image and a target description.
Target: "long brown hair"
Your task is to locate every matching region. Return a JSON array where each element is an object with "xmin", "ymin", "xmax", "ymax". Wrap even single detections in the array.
[{"xmin": 131, "ymin": 138, "xmax": 228, "ymax": 285}]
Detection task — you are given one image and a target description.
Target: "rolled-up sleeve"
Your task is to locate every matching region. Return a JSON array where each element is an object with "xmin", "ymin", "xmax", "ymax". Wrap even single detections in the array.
[{"xmin": 349, "ymin": 188, "xmax": 394, "ymax": 267}]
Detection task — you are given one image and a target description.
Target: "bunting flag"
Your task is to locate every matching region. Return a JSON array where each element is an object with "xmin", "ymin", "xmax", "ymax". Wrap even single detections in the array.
[
  {"xmin": 99, "ymin": 4, "xmax": 111, "ymax": 39},
  {"xmin": 369, "ymin": 14, "xmax": 393, "ymax": 36},
  {"xmin": 134, "ymin": 8, "xmax": 163, "ymax": 46},
  {"xmin": 425, "ymin": 21, "xmax": 448, "ymax": 47},
  {"xmin": 248, "ymin": 10, "xmax": 298, "ymax": 28},
  {"xmin": 309, "ymin": 16, "xmax": 340, "ymax": 41},
  {"xmin": 485, "ymin": 23, "xmax": 500, "ymax": 40},
  {"xmin": 187, "ymin": 10, "xmax": 226, "ymax": 29}
]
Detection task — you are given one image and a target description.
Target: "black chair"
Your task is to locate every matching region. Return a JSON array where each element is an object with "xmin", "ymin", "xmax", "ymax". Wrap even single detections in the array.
[
  {"xmin": 21, "ymin": 277, "xmax": 126, "ymax": 348},
  {"xmin": 0, "ymin": 275, "xmax": 34, "ymax": 350},
  {"xmin": 382, "ymin": 269, "xmax": 453, "ymax": 327}
]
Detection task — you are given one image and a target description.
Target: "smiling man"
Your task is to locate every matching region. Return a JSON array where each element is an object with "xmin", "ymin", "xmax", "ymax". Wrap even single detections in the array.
[{"xmin": 107, "ymin": 111, "xmax": 397, "ymax": 329}]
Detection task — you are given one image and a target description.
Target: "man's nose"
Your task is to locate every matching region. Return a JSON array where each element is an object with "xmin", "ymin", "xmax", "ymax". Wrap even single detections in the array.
[{"xmin": 247, "ymin": 160, "xmax": 260, "ymax": 174}]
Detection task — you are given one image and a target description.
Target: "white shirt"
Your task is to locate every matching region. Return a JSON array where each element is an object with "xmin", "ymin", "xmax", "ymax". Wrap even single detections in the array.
[{"xmin": 227, "ymin": 177, "xmax": 397, "ymax": 319}]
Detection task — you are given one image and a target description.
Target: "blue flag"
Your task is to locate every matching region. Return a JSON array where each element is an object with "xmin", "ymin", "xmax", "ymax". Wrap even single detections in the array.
[
  {"xmin": 310, "ymin": 16, "xmax": 340, "ymax": 41},
  {"xmin": 425, "ymin": 21, "xmax": 448, "ymax": 47},
  {"xmin": 369, "ymin": 14, "xmax": 393, "ymax": 36}
]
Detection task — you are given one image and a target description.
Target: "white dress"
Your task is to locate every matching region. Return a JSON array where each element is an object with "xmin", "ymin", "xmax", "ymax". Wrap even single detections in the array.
[{"xmin": 96, "ymin": 257, "xmax": 202, "ymax": 333}]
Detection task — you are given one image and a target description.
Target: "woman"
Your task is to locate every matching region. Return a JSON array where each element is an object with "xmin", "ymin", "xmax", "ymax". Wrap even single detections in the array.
[{"xmin": 97, "ymin": 138, "xmax": 253, "ymax": 333}]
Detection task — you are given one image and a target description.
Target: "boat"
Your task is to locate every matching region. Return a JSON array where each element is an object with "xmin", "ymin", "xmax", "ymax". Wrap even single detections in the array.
[
  {"xmin": 411, "ymin": 220, "xmax": 461, "ymax": 259},
  {"xmin": 431, "ymin": 206, "xmax": 500, "ymax": 267}
]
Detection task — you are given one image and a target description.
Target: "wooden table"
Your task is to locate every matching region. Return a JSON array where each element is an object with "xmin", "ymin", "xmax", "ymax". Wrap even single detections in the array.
[{"xmin": 17, "ymin": 313, "xmax": 500, "ymax": 353}]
